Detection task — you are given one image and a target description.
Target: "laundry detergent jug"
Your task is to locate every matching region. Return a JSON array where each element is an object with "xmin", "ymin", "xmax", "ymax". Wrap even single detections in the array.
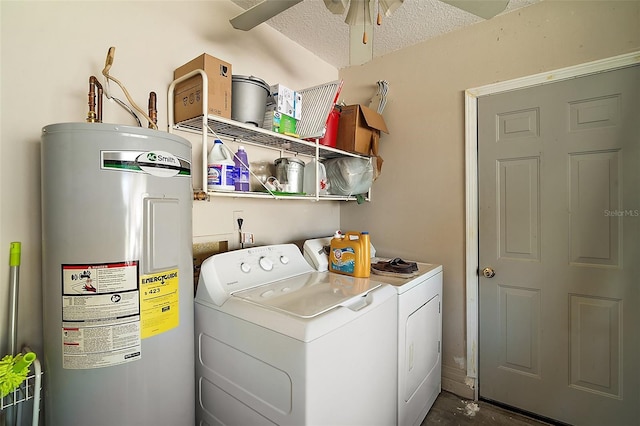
[{"xmin": 329, "ymin": 231, "xmax": 371, "ymax": 278}]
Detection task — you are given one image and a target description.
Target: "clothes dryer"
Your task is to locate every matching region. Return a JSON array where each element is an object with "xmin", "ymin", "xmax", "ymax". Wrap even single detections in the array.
[
  {"xmin": 304, "ymin": 238, "xmax": 443, "ymax": 426},
  {"xmin": 371, "ymin": 258, "xmax": 443, "ymax": 426}
]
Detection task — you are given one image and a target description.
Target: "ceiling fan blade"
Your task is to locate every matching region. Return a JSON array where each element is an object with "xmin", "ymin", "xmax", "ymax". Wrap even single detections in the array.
[
  {"xmin": 323, "ymin": 0, "xmax": 349, "ymax": 14},
  {"xmin": 378, "ymin": 0, "xmax": 404, "ymax": 17},
  {"xmin": 440, "ymin": 0, "xmax": 509, "ymax": 19},
  {"xmin": 230, "ymin": 0, "xmax": 303, "ymax": 31}
]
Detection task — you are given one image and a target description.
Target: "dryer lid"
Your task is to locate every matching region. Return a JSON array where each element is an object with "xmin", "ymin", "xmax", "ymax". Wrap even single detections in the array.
[{"xmin": 233, "ymin": 271, "xmax": 382, "ymax": 318}]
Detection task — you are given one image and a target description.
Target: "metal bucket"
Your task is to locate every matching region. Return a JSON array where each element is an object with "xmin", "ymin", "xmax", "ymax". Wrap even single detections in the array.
[
  {"xmin": 231, "ymin": 75, "xmax": 270, "ymax": 127},
  {"xmin": 274, "ymin": 157, "xmax": 305, "ymax": 193}
]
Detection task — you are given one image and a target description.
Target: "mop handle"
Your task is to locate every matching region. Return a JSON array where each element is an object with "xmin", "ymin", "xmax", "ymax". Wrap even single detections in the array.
[
  {"xmin": 9, "ymin": 242, "xmax": 21, "ymax": 355},
  {"xmin": 12, "ymin": 351, "xmax": 36, "ymax": 373},
  {"xmin": 10, "ymin": 242, "xmax": 21, "ymax": 267}
]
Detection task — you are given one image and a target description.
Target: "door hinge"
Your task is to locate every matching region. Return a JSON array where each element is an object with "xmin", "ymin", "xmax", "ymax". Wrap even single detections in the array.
[{"xmin": 438, "ymin": 340, "xmax": 441, "ymax": 353}]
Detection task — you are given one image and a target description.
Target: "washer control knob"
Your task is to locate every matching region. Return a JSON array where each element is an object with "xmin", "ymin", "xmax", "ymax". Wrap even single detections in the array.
[
  {"xmin": 259, "ymin": 256, "xmax": 274, "ymax": 271},
  {"xmin": 240, "ymin": 262, "xmax": 251, "ymax": 273},
  {"xmin": 280, "ymin": 255, "xmax": 289, "ymax": 265}
]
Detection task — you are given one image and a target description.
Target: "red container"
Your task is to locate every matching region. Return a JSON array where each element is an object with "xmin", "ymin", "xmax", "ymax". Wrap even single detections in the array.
[{"xmin": 319, "ymin": 107, "xmax": 340, "ymax": 147}]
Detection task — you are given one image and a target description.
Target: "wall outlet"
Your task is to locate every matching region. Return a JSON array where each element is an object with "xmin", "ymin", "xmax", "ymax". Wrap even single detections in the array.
[{"xmin": 233, "ymin": 210, "xmax": 243, "ymax": 230}]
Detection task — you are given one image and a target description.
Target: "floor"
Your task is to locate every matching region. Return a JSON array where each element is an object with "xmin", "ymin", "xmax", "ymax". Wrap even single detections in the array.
[{"xmin": 422, "ymin": 391, "xmax": 553, "ymax": 425}]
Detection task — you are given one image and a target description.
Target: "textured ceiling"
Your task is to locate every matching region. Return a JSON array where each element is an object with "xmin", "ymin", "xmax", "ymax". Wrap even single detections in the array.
[{"xmin": 230, "ymin": 0, "xmax": 540, "ymax": 69}]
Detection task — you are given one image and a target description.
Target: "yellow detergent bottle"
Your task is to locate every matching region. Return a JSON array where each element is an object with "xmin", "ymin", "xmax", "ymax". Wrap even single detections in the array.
[{"xmin": 329, "ymin": 231, "xmax": 371, "ymax": 278}]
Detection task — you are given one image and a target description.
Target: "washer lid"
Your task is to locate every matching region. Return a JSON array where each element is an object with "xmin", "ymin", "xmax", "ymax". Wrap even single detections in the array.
[{"xmin": 233, "ymin": 271, "xmax": 382, "ymax": 318}]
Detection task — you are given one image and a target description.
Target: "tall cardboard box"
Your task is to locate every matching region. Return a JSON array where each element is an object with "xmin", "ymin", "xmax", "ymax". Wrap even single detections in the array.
[
  {"xmin": 173, "ymin": 54, "xmax": 232, "ymax": 122},
  {"xmin": 336, "ymin": 104, "xmax": 389, "ymax": 155}
]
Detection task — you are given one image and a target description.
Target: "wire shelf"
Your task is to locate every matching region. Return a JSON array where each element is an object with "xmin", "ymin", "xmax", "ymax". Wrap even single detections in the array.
[
  {"xmin": 168, "ymin": 71, "xmax": 368, "ymax": 198},
  {"xmin": 1, "ymin": 353, "xmax": 42, "ymax": 426},
  {"xmin": 0, "ymin": 370, "xmax": 42, "ymax": 410},
  {"xmin": 175, "ymin": 114, "xmax": 363, "ymax": 161}
]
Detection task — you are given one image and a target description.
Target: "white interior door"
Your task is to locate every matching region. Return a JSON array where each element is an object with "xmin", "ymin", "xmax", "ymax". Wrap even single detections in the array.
[{"xmin": 478, "ymin": 65, "xmax": 639, "ymax": 425}]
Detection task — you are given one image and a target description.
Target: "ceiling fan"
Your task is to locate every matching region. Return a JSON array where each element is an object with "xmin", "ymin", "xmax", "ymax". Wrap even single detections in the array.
[{"xmin": 230, "ymin": 0, "xmax": 509, "ymax": 65}]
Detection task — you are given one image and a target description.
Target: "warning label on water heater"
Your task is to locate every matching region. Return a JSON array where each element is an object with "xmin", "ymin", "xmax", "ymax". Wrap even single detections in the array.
[{"xmin": 61, "ymin": 261, "xmax": 142, "ymax": 369}]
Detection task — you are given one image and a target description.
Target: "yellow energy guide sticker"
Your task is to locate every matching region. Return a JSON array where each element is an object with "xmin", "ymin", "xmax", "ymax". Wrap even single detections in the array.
[{"xmin": 140, "ymin": 269, "xmax": 179, "ymax": 339}]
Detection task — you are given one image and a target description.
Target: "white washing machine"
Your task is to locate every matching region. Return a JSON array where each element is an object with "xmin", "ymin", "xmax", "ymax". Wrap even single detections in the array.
[
  {"xmin": 194, "ymin": 244, "xmax": 398, "ymax": 426},
  {"xmin": 304, "ymin": 238, "xmax": 443, "ymax": 426}
]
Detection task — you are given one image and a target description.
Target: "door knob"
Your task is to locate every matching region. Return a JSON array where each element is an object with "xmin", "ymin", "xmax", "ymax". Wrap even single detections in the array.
[{"xmin": 482, "ymin": 267, "xmax": 495, "ymax": 278}]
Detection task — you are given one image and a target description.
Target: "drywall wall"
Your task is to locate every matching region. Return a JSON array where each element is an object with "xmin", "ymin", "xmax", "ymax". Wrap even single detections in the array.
[
  {"xmin": 0, "ymin": 0, "xmax": 339, "ymax": 358},
  {"xmin": 3, "ymin": 0, "xmax": 637, "ymax": 401},
  {"xmin": 338, "ymin": 0, "xmax": 640, "ymax": 397}
]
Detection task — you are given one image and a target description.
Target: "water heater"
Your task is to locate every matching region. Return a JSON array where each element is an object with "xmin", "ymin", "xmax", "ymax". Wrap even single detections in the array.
[{"xmin": 41, "ymin": 123, "xmax": 194, "ymax": 425}]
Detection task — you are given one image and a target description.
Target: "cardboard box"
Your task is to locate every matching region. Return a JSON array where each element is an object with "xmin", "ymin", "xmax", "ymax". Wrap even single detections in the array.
[
  {"xmin": 173, "ymin": 54, "xmax": 232, "ymax": 122},
  {"xmin": 336, "ymin": 104, "xmax": 389, "ymax": 155},
  {"xmin": 270, "ymin": 84, "xmax": 302, "ymax": 120}
]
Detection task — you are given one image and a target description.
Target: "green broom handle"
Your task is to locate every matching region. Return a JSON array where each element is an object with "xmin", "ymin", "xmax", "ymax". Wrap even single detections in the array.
[
  {"xmin": 9, "ymin": 242, "xmax": 21, "ymax": 355},
  {"xmin": 12, "ymin": 351, "xmax": 36, "ymax": 373},
  {"xmin": 10, "ymin": 242, "xmax": 21, "ymax": 266}
]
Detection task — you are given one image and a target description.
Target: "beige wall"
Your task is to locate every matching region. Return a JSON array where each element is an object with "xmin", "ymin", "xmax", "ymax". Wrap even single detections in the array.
[
  {"xmin": 0, "ymin": 0, "xmax": 339, "ymax": 358},
  {"xmin": 339, "ymin": 0, "xmax": 640, "ymax": 396},
  {"xmin": 1, "ymin": 0, "xmax": 638, "ymax": 399}
]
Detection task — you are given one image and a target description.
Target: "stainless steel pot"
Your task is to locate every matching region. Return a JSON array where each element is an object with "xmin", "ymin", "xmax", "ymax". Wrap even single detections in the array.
[{"xmin": 274, "ymin": 157, "xmax": 305, "ymax": 193}]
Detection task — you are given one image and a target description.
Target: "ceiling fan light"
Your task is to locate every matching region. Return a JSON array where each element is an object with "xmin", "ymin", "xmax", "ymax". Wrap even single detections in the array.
[
  {"xmin": 345, "ymin": 0, "xmax": 372, "ymax": 26},
  {"xmin": 323, "ymin": 0, "xmax": 348, "ymax": 14}
]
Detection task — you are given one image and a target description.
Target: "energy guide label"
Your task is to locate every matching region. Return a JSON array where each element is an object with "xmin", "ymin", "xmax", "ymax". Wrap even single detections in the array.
[
  {"xmin": 61, "ymin": 261, "xmax": 141, "ymax": 369},
  {"xmin": 140, "ymin": 269, "xmax": 179, "ymax": 339}
]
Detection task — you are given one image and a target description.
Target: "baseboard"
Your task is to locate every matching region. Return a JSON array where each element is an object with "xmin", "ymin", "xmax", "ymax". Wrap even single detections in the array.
[{"xmin": 441, "ymin": 364, "xmax": 475, "ymax": 400}]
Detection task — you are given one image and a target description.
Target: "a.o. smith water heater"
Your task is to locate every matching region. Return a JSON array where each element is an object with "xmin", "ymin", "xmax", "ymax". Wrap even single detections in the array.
[{"xmin": 41, "ymin": 122, "xmax": 194, "ymax": 425}]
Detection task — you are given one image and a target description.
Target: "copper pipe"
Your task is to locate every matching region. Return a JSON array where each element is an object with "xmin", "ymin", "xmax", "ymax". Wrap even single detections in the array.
[
  {"xmin": 87, "ymin": 76, "xmax": 103, "ymax": 123},
  {"xmin": 193, "ymin": 190, "xmax": 208, "ymax": 201},
  {"xmin": 87, "ymin": 76, "xmax": 97, "ymax": 122},
  {"xmin": 148, "ymin": 91, "xmax": 157, "ymax": 128},
  {"xmin": 96, "ymin": 80, "xmax": 103, "ymax": 123}
]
